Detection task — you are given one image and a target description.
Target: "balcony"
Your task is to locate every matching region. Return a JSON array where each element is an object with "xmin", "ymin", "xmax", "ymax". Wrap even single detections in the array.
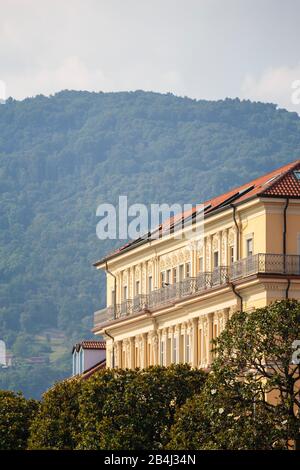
[
  {"xmin": 94, "ymin": 266, "xmax": 229, "ymax": 328},
  {"xmin": 230, "ymin": 253, "xmax": 300, "ymax": 280},
  {"xmin": 94, "ymin": 253, "xmax": 300, "ymax": 329}
]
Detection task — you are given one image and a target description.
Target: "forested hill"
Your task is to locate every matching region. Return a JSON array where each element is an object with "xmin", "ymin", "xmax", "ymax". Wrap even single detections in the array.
[{"xmin": 1, "ymin": 90, "xmax": 300, "ymax": 397}]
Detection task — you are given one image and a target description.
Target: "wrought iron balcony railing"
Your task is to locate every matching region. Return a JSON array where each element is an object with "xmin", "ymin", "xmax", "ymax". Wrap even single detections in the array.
[
  {"xmin": 211, "ymin": 266, "xmax": 229, "ymax": 286},
  {"xmin": 94, "ymin": 253, "xmax": 300, "ymax": 328},
  {"xmin": 94, "ymin": 305, "xmax": 115, "ymax": 326},
  {"xmin": 230, "ymin": 253, "xmax": 300, "ymax": 280},
  {"xmin": 94, "ymin": 266, "xmax": 229, "ymax": 327},
  {"xmin": 132, "ymin": 294, "xmax": 149, "ymax": 313}
]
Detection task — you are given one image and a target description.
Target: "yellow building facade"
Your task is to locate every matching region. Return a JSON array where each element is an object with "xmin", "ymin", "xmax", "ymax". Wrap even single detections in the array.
[{"xmin": 93, "ymin": 160, "xmax": 300, "ymax": 370}]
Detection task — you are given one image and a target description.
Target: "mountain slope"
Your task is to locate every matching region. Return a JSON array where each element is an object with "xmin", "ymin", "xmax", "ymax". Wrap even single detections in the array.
[{"xmin": 1, "ymin": 90, "xmax": 300, "ymax": 397}]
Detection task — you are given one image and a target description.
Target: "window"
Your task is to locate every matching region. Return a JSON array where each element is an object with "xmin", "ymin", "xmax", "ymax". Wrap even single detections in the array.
[
  {"xmin": 198, "ymin": 330, "xmax": 202, "ymax": 365},
  {"xmin": 179, "ymin": 264, "xmax": 184, "ymax": 281},
  {"xmin": 110, "ymin": 349, "xmax": 114, "ymax": 368},
  {"xmin": 79, "ymin": 349, "xmax": 84, "ymax": 374},
  {"xmin": 72, "ymin": 352, "xmax": 76, "ymax": 376},
  {"xmin": 185, "ymin": 334, "xmax": 191, "ymax": 363},
  {"xmin": 294, "ymin": 170, "xmax": 300, "ymax": 180},
  {"xmin": 160, "ymin": 340, "xmax": 165, "ymax": 366},
  {"xmin": 185, "ymin": 262, "xmax": 191, "ymax": 278},
  {"xmin": 246, "ymin": 238, "xmax": 253, "ymax": 257},
  {"xmin": 213, "ymin": 251, "xmax": 219, "ymax": 268},
  {"xmin": 265, "ymin": 174, "xmax": 279, "ymax": 185},
  {"xmin": 172, "ymin": 267, "xmax": 177, "ymax": 284},
  {"xmin": 135, "ymin": 280, "xmax": 140, "ymax": 296},
  {"xmin": 297, "ymin": 233, "xmax": 300, "ymax": 255},
  {"xmin": 230, "ymin": 246, "xmax": 234, "ymax": 264},
  {"xmin": 111, "ymin": 289, "xmax": 115, "ymax": 305},
  {"xmin": 123, "ymin": 285, "xmax": 127, "ymax": 301},
  {"xmin": 172, "ymin": 337, "xmax": 177, "ymax": 363},
  {"xmin": 160, "ymin": 271, "xmax": 165, "ymax": 286},
  {"xmin": 148, "ymin": 276, "xmax": 153, "ymax": 293},
  {"xmin": 76, "ymin": 351, "xmax": 80, "ymax": 374},
  {"xmin": 198, "ymin": 256, "xmax": 203, "ymax": 273},
  {"xmin": 166, "ymin": 269, "xmax": 171, "ymax": 284},
  {"xmin": 135, "ymin": 346, "xmax": 139, "ymax": 368},
  {"xmin": 179, "ymin": 334, "xmax": 184, "ymax": 363},
  {"xmin": 147, "ymin": 343, "xmax": 151, "ymax": 366}
]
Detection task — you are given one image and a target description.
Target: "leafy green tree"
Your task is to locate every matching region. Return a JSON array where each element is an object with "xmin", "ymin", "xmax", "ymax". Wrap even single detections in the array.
[
  {"xmin": 168, "ymin": 300, "xmax": 300, "ymax": 450},
  {"xmin": 166, "ymin": 393, "xmax": 210, "ymax": 450},
  {"xmin": 28, "ymin": 378, "xmax": 82, "ymax": 449},
  {"xmin": 0, "ymin": 390, "xmax": 37, "ymax": 450},
  {"xmin": 77, "ymin": 365, "xmax": 207, "ymax": 450},
  {"xmin": 213, "ymin": 299, "xmax": 300, "ymax": 448},
  {"xmin": 12, "ymin": 333, "xmax": 34, "ymax": 357},
  {"xmin": 27, "ymin": 366, "xmax": 206, "ymax": 450},
  {"xmin": 167, "ymin": 375, "xmax": 280, "ymax": 450}
]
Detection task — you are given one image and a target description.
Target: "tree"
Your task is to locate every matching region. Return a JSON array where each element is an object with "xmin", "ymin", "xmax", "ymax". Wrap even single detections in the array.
[
  {"xmin": 28, "ymin": 378, "xmax": 82, "ymax": 449},
  {"xmin": 167, "ymin": 375, "xmax": 280, "ymax": 450},
  {"xmin": 168, "ymin": 300, "xmax": 300, "ymax": 450},
  {"xmin": 167, "ymin": 393, "xmax": 210, "ymax": 450},
  {"xmin": 27, "ymin": 365, "xmax": 206, "ymax": 450},
  {"xmin": 0, "ymin": 390, "xmax": 37, "ymax": 450},
  {"xmin": 212, "ymin": 299, "xmax": 300, "ymax": 449},
  {"xmin": 77, "ymin": 365, "xmax": 207, "ymax": 450},
  {"xmin": 169, "ymin": 300, "xmax": 300, "ymax": 449}
]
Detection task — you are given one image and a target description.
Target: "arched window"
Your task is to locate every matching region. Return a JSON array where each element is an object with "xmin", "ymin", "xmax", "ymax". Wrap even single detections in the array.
[
  {"xmin": 72, "ymin": 351, "xmax": 76, "ymax": 376},
  {"xmin": 79, "ymin": 349, "xmax": 84, "ymax": 374}
]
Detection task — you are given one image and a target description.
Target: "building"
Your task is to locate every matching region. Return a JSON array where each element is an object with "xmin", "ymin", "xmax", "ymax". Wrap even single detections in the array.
[
  {"xmin": 93, "ymin": 159, "xmax": 300, "ymax": 370},
  {"xmin": 0, "ymin": 340, "xmax": 12, "ymax": 368},
  {"xmin": 72, "ymin": 340, "xmax": 106, "ymax": 376}
]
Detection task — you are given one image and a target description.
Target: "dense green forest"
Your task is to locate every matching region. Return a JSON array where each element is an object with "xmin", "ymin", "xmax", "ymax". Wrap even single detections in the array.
[{"xmin": 1, "ymin": 90, "xmax": 300, "ymax": 397}]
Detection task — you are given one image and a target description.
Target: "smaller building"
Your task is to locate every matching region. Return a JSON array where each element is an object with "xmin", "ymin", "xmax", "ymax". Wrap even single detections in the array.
[
  {"xmin": 0, "ymin": 340, "xmax": 12, "ymax": 368},
  {"xmin": 72, "ymin": 340, "xmax": 106, "ymax": 376}
]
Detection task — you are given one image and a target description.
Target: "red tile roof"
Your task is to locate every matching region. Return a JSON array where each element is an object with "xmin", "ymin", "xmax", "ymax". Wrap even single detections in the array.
[
  {"xmin": 94, "ymin": 159, "xmax": 300, "ymax": 265},
  {"xmin": 81, "ymin": 340, "xmax": 106, "ymax": 349},
  {"xmin": 204, "ymin": 159, "xmax": 300, "ymax": 211},
  {"xmin": 262, "ymin": 165, "xmax": 300, "ymax": 197},
  {"xmin": 72, "ymin": 340, "xmax": 106, "ymax": 353}
]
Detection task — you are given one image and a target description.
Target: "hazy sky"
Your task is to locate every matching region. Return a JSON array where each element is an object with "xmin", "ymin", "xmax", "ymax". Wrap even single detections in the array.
[{"xmin": 1, "ymin": 0, "xmax": 300, "ymax": 111}]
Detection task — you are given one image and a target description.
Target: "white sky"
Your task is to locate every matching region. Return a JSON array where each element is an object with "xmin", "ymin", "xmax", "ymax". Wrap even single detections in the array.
[{"xmin": 0, "ymin": 0, "xmax": 300, "ymax": 111}]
